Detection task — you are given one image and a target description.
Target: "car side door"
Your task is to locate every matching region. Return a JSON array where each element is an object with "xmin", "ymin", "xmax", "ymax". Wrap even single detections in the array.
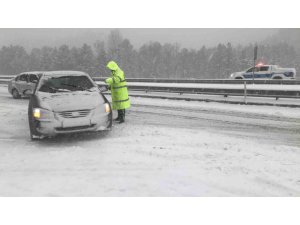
[
  {"xmin": 28, "ymin": 74, "xmax": 39, "ymax": 92},
  {"xmin": 22, "ymin": 74, "xmax": 33, "ymax": 95},
  {"xmin": 15, "ymin": 74, "xmax": 28, "ymax": 94},
  {"xmin": 256, "ymin": 66, "xmax": 271, "ymax": 79},
  {"xmin": 243, "ymin": 67, "xmax": 259, "ymax": 79}
]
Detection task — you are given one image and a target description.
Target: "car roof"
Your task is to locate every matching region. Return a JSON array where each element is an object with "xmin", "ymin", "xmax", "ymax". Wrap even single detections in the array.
[
  {"xmin": 256, "ymin": 65, "xmax": 278, "ymax": 67},
  {"xmin": 19, "ymin": 71, "xmax": 45, "ymax": 75},
  {"xmin": 42, "ymin": 71, "xmax": 89, "ymax": 77}
]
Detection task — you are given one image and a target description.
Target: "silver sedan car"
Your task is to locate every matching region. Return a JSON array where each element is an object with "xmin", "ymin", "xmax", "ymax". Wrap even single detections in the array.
[
  {"xmin": 27, "ymin": 71, "xmax": 112, "ymax": 140},
  {"xmin": 8, "ymin": 71, "xmax": 43, "ymax": 98}
]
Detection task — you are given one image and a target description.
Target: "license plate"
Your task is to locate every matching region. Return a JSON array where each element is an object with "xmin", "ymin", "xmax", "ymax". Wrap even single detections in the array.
[{"xmin": 62, "ymin": 118, "xmax": 90, "ymax": 128}]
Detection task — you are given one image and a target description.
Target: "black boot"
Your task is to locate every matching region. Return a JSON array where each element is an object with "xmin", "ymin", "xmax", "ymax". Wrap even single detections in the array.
[
  {"xmin": 118, "ymin": 109, "xmax": 125, "ymax": 123},
  {"xmin": 114, "ymin": 110, "xmax": 122, "ymax": 121}
]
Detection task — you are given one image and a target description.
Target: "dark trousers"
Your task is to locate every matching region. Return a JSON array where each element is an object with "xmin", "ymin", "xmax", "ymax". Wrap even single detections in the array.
[{"xmin": 117, "ymin": 109, "xmax": 125, "ymax": 121}]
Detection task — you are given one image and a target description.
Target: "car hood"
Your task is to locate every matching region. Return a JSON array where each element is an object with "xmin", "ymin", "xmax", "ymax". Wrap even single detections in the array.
[
  {"xmin": 37, "ymin": 91, "xmax": 104, "ymax": 112},
  {"xmin": 230, "ymin": 71, "xmax": 243, "ymax": 78}
]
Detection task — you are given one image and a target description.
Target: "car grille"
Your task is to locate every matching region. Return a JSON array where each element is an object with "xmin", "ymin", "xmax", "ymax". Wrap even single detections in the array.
[
  {"xmin": 55, "ymin": 124, "xmax": 95, "ymax": 131},
  {"xmin": 57, "ymin": 109, "xmax": 91, "ymax": 118}
]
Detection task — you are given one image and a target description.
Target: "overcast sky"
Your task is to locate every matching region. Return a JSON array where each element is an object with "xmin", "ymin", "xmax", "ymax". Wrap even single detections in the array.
[{"xmin": 0, "ymin": 28, "xmax": 279, "ymax": 50}]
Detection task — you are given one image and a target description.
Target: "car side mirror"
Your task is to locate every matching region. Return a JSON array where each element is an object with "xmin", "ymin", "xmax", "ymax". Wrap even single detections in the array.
[
  {"xmin": 98, "ymin": 85, "xmax": 108, "ymax": 92},
  {"xmin": 24, "ymin": 89, "xmax": 33, "ymax": 96}
]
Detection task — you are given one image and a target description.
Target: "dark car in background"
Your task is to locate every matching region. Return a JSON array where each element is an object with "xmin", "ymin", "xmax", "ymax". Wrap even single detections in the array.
[
  {"xmin": 8, "ymin": 71, "xmax": 43, "ymax": 98},
  {"xmin": 27, "ymin": 71, "xmax": 112, "ymax": 140}
]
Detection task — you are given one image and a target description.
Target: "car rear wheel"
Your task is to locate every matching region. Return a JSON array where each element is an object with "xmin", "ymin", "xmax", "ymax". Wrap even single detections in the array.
[{"xmin": 12, "ymin": 89, "xmax": 21, "ymax": 99}]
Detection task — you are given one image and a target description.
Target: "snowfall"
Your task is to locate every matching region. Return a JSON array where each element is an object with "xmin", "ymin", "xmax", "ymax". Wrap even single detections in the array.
[{"xmin": 0, "ymin": 84, "xmax": 300, "ymax": 196}]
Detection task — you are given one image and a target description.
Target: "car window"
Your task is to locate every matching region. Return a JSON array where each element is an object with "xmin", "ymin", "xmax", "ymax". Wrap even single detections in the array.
[
  {"xmin": 246, "ymin": 67, "xmax": 254, "ymax": 73},
  {"xmin": 38, "ymin": 75, "xmax": 95, "ymax": 93},
  {"xmin": 29, "ymin": 74, "xmax": 38, "ymax": 83},
  {"xmin": 259, "ymin": 66, "xmax": 269, "ymax": 72},
  {"xmin": 246, "ymin": 67, "xmax": 259, "ymax": 73},
  {"xmin": 19, "ymin": 74, "xmax": 27, "ymax": 81}
]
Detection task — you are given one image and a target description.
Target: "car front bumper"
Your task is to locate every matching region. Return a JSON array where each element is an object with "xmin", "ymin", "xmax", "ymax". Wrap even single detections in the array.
[{"xmin": 35, "ymin": 110, "xmax": 112, "ymax": 136}]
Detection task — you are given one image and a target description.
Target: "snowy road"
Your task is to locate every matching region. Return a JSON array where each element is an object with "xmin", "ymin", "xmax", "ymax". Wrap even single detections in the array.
[{"xmin": 0, "ymin": 85, "xmax": 300, "ymax": 196}]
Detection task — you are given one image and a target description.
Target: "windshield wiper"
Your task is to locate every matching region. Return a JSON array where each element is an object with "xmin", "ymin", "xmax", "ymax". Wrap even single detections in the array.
[
  {"xmin": 41, "ymin": 85, "xmax": 70, "ymax": 93},
  {"xmin": 61, "ymin": 83, "xmax": 93, "ymax": 92}
]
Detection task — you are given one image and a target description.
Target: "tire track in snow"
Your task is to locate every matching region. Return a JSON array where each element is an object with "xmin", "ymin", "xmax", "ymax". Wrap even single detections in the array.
[{"xmin": 128, "ymin": 104, "xmax": 300, "ymax": 147}]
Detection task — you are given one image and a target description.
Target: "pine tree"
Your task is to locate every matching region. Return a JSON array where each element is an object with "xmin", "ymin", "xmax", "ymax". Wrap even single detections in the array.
[{"xmin": 94, "ymin": 41, "xmax": 108, "ymax": 77}]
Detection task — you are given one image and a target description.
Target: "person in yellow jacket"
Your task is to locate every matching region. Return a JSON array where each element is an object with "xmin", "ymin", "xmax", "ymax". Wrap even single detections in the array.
[{"xmin": 105, "ymin": 61, "xmax": 131, "ymax": 123}]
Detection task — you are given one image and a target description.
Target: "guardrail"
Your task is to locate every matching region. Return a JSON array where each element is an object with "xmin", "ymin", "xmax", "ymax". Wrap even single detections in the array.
[
  {"xmin": 1, "ymin": 76, "xmax": 300, "ymax": 101},
  {"xmin": 0, "ymin": 79, "xmax": 12, "ymax": 84},
  {"xmin": 123, "ymin": 84, "xmax": 300, "ymax": 100},
  {"xmin": 0, "ymin": 75, "xmax": 16, "ymax": 79},
  {"xmin": 1, "ymin": 75, "xmax": 300, "ymax": 85},
  {"xmin": 92, "ymin": 77, "xmax": 300, "ymax": 85}
]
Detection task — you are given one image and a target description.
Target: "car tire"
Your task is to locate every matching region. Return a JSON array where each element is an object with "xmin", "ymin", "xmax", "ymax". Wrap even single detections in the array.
[
  {"xmin": 12, "ymin": 88, "xmax": 21, "ymax": 99},
  {"xmin": 29, "ymin": 115, "xmax": 42, "ymax": 141},
  {"xmin": 235, "ymin": 77, "xmax": 243, "ymax": 79},
  {"xmin": 107, "ymin": 112, "xmax": 113, "ymax": 128},
  {"xmin": 30, "ymin": 132, "xmax": 40, "ymax": 141},
  {"xmin": 272, "ymin": 77, "xmax": 282, "ymax": 79}
]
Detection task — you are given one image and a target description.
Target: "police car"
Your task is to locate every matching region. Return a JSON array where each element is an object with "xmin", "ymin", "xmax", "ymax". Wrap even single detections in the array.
[{"xmin": 229, "ymin": 64, "xmax": 296, "ymax": 80}]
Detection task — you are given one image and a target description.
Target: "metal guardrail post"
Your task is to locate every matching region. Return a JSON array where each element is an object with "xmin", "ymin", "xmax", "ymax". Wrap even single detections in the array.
[{"xmin": 244, "ymin": 81, "xmax": 247, "ymax": 104}]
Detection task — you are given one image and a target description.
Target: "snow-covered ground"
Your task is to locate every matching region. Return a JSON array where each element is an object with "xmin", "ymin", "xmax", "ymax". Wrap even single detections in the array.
[
  {"xmin": 128, "ymin": 90, "xmax": 300, "ymax": 107},
  {"xmin": 0, "ymin": 85, "xmax": 300, "ymax": 196}
]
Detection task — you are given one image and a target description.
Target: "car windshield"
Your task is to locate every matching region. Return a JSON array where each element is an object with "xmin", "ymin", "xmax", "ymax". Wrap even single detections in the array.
[
  {"xmin": 38, "ymin": 75, "xmax": 95, "ymax": 93},
  {"xmin": 246, "ymin": 67, "xmax": 259, "ymax": 73}
]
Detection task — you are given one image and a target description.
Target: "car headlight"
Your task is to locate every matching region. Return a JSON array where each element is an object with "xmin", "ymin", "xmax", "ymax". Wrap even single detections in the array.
[
  {"xmin": 105, "ymin": 103, "xmax": 111, "ymax": 113},
  {"xmin": 92, "ymin": 103, "xmax": 111, "ymax": 116},
  {"xmin": 33, "ymin": 108, "xmax": 53, "ymax": 121},
  {"xmin": 230, "ymin": 73, "xmax": 235, "ymax": 78},
  {"xmin": 33, "ymin": 108, "xmax": 41, "ymax": 119}
]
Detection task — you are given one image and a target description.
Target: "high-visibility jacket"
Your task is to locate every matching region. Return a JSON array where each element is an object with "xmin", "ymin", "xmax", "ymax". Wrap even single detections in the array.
[{"xmin": 105, "ymin": 61, "xmax": 131, "ymax": 110}]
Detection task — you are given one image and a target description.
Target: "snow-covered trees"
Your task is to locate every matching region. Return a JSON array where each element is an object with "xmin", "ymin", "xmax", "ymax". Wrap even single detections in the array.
[
  {"xmin": 0, "ymin": 30, "xmax": 299, "ymax": 78},
  {"xmin": 0, "ymin": 45, "xmax": 29, "ymax": 74}
]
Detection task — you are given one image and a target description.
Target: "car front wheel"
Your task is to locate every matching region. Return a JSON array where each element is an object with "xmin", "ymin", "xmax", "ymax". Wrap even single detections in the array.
[
  {"xmin": 12, "ymin": 89, "xmax": 21, "ymax": 99},
  {"xmin": 29, "ymin": 115, "xmax": 41, "ymax": 140}
]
